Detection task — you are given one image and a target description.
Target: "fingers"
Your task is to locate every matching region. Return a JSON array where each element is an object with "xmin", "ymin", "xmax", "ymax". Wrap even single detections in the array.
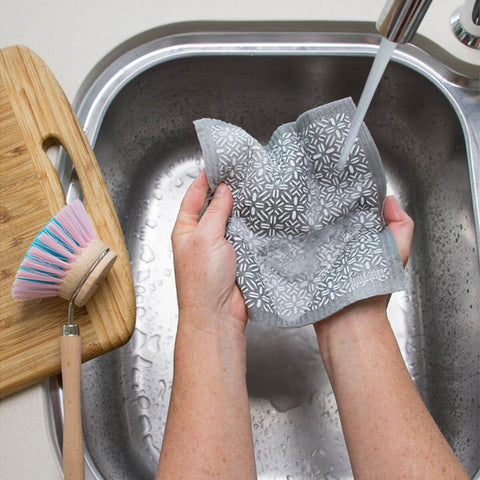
[
  {"xmin": 179, "ymin": 169, "xmax": 209, "ymax": 218},
  {"xmin": 173, "ymin": 170, "xmax": 210, "ymax": 236},
  {"xmin": 384, "ymin": 196, "xmax": 414, "ymax": 267},
  {"xmin": 198, "ymin": 183, "xmax": 233, "ymax": 240},
  {"xmin": 173, "ymin": 169, "xmax": 232, "ymax": 243}
]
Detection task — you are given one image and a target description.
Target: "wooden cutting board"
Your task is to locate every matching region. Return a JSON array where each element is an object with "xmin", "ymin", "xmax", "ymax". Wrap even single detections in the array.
[{"xmin": 0, "ymin": 45, "xmax": 136, "ymax": 398}]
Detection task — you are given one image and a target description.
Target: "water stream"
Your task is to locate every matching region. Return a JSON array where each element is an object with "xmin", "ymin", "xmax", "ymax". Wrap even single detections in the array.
[{"xmin": 337, "ymin": 37, "xmax": 397, "ymax": 170}]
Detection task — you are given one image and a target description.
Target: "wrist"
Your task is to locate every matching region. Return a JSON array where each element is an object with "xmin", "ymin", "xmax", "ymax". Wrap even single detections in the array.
[
  {"xmin": 175, "ymin": 310, "xmax": 248, "ymax": 368},
  {"xmin": 314, "ymin": 296, "xmax": 390, "ymax": 369},
  {"xmin": 177, "ymin": 307, "xmax": 247, "ymax": 341}
]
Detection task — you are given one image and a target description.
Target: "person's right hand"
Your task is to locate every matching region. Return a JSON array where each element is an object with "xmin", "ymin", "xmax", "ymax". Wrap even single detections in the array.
[
  {"xmin": 383, "ymin": 195, "xmax": 414, "ymax": 267},
  {"xmin": 312, "ymin": 197, "xmax": 469, "ymax": 480},
  {"xmin": 314, "ymin": 195, "xmax": 414, "ymax": 352}
]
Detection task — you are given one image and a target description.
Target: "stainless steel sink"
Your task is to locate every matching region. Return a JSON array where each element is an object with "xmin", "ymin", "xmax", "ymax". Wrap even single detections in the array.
[{"xmin": 49, "ymin": 30, "xmax": 480, "ymax": 479}]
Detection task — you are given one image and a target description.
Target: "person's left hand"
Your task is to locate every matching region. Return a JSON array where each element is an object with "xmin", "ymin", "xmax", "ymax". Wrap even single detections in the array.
[
  {"xmin": 171, "ymin": 170, "xmax": 247, "ymax": 337},
  {"xmin": 158, "ymin": 170, "xmax": 256, "ymax": 479}
]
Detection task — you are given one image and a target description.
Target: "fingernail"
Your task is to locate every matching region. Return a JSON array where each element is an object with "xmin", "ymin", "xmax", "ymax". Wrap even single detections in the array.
[{"xmin": 214, "ymin": 184, "xmax": 228, "ymax": 198}]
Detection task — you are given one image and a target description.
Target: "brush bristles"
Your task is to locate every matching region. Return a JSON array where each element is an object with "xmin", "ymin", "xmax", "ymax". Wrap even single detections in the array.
[{"xmin": 12, "ymin": 200, "xmax": 97, "ymax": 300}]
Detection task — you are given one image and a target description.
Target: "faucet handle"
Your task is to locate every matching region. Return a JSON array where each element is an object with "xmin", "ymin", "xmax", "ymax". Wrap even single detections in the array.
[{"xmin": 451, "ymin": 0, "xmax": 480, "ymax": 49}]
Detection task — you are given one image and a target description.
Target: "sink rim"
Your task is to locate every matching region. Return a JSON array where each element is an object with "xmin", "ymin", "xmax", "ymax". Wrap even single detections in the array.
[
  {"xmin": 77, "ymin": 31, "xmax": 479, "ymax": 142},
  {"xmin": 50, "ymin": 29, "xmax": 480, "ymax": 480},
  {"xmin": 74, "ymin": 30, "xmax": 480, "ymax": 258}
]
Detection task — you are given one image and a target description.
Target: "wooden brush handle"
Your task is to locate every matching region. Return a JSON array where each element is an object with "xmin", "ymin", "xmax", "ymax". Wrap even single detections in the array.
[
  {"xmin": 0, "ymin": 46, "xmax": 136, "ymax": 400},
  {"xmin": 61, "ymin": 334, "xmax": 85, "ymax": 480}
]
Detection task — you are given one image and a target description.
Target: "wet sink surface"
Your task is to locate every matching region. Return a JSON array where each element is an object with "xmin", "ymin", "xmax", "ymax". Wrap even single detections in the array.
[{"xmin": 54, "ymin": 33, "xmax": 479, "ymax": 479}]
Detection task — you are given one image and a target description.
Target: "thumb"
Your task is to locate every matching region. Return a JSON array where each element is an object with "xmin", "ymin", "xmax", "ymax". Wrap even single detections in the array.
[
  {"xmin": 384, "ymin": 196, "xmax": 414, "ymax": 267},
  {"xmin": 197, "ymin": 183, "xmax": 233, "ymax": 239}
]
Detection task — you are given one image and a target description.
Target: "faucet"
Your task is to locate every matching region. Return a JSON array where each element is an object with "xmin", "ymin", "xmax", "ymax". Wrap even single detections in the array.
[
  {"xmin": 376, "ymin": 0, "xmax": 433, "ymax": 44},
  {"xmin": 337, "ymin": 0, "xmax": 435, "ymax": 170},
  {"xmin": 451, "ymin": 0, "xmax": 480, "ymax": 49},
  {"xmin": 376, "ymin": 0, "xmax": 480, "ymax": 49}
]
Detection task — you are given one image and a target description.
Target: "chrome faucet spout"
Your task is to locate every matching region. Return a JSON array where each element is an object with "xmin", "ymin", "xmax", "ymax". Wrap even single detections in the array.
[{"xmin": 376, "ymin": 0, "xmax": 433, "ymax": 44}]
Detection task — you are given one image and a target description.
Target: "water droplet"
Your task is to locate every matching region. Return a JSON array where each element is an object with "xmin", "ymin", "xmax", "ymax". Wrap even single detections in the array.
[
  {"xmin": 311, "ymin": 447, "xmax": 325, "ymax": 458},
  {"xmin": 145, "ymin": 219, "xmax": 157, "ymax": 228},
  {"xmin": 163, "ymin": 268, "xmax": 172, "ymax": 277},
  {"xmin": 134, "ymin": 355, "xmax": 153, "ymax": 368},
  {"xmin": 175, "ymin": 178, "xmax": 184, "ymax": 188},
  {"xmin": 139, "ymin": 415, "xmax": 152, "ymax": 435},
  {"xmin": 158, "ymin": 379, "xmax": 167, "ymax": 399},
  {"xmin": 148, "ymin": 335, "xmax": 161, "ymax": 353},
  {"xmin": 154, "ymin": 192, "xmax": 163, "ymax": 201},
  {"xmin": 143, "ymin": 434, "xmax": 160, "ymax": 455},
  {"xmin": 140, "ymin": 244, "xmax": 155, "ymax": 263},
  {"xmin": 132, "ymin": 367, "xmax": 141, "ymax": 388},
  {"xmin": 136, "ymin": 395, "xmax": 151, "ymax": 409},
  {"xmin": 325, "ymin": 472, "xmax": 339, "ymax": 480},
  {"xmin": 137, "ymin": 269, "xmax": 150, "ymax": 282},
  {"xmin": 131, "ymin": 328, "xmax": 147, "ymax": 351}
]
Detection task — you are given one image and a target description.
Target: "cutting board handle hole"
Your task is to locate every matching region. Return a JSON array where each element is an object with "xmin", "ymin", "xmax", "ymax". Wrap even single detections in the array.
[
  {"xmin": 43, "ymin": 137, "xmax": 84, "ymax": 202},
  {"xmin": 43, "ymin": 137, "xmax": 63, "ymax": 169}
]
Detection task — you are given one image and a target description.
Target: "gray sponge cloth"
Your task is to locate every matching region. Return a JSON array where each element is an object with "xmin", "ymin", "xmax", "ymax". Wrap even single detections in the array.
[{"xmin": 194, "ymin": 97, "xmax": 405, "ymax": 328}]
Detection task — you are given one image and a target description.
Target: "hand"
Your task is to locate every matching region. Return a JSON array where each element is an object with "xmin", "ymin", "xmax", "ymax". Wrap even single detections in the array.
[
  {"xmin": 158, "ymin": 170, "xmax": 256, "ymax": 480},
  {"xmin": 348, "ymin": 195, "xmax": 415, "ymax": 313},
  {"xmin": 171, "ymin": 170, "xmax": 247, "ymax": 336},
  {"xmin": 313, "ymin": 198, "xmax": 468, "ymax": 479},
  {"xmin": 383, "ymin": 195, "xmax": 414, "ymax": 268},
  {"xmin": 314, "ymin": 194, "xmax": 414, "ymax": 356},
  {"xmin": 316, "ymin": 195, "xmax": 414, "ymax": 330}
]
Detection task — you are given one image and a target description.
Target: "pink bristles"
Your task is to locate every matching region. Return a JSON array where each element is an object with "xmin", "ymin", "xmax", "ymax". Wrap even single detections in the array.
[
  {"xmin": 20, "ymin": 255, "xmax": 69, "ymax": 277},
  {"xmin": 27, "ymin": 246, "xmax": 72, "ymax": 269},
  {"xmin": 12, "ymin": 284, "xmax": 60, "ymax": 299},
  {"xmin": 68, "ymin": 200, "xmax": 96, "ymax": 240},
  {"xmin": 13, "ymin": 268, "xmax": 65, "ymax": 284},
  {"xmin": 56, "ymin": 201, "xmax": 96, "ymax": 247},
  {"xmin": 11, "ymin": 200, "xmax": 98, "ymax": 301},
  {"xmin": 37, "ymin": 230, "xmax": 80, "ymax": 259}
]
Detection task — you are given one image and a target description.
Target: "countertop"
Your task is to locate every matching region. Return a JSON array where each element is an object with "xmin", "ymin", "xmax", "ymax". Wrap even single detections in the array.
[{"xmin": 0, "ymin": 0, "xmax": 478, "ymax": 478}]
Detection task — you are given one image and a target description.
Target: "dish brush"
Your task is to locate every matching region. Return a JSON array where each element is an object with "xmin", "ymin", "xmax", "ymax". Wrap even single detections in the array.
[{"xmin": 12, "ymin": 199, "xmax": 117, "ymax": 480}]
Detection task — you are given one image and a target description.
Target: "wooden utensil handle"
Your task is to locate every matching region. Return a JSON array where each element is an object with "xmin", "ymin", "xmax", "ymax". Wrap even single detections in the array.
[
  {"xmin": 0, "ymin": 46, "xmax": 135, "ymax": 399},
  {"xmin": 61, "ymin": 334, "xmax": 85, "ymax": 480}
]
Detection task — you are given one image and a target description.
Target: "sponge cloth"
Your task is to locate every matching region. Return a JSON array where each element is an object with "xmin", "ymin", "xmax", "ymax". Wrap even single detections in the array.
[{"xmin": 194, "ymin": 97, "xmax": 405, "ymax": 328}]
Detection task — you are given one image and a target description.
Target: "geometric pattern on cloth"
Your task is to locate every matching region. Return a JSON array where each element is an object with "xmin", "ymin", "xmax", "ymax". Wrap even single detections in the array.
[{"xmin": 195, "ymin": 98, "xmax": 405, "ymax": 327}]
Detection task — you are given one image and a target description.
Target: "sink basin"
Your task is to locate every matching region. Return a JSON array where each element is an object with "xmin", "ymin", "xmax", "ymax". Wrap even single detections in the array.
[{"xmin": 49, "ymin": 30, "xmax": 480, "ymax": 479}]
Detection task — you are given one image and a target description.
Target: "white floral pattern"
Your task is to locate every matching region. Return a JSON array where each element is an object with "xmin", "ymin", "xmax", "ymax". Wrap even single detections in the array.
[{"xmin": 195, "ymin": 98, "xmax": 405, "ymax": 327}]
